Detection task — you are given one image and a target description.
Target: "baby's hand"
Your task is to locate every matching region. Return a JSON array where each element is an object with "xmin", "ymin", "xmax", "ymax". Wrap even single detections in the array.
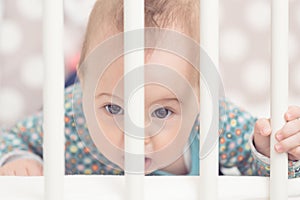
[
  {"xmin": 0, "ymin": 159, "xmax": 43, "ymax": 176},
  {"xmin": 254, "ymin": 106, "xmax": 300, "ymax": 160}
]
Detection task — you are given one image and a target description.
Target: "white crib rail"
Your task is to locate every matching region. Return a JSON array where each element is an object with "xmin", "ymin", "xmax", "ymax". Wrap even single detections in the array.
[
  {"xmin": 0, "ymin": 0, "xmax": 3, "ymax": 27},
  {"xmin": 199, "ymin": 0, "xmax": 219, "ymax": 199},
  {"xmin": 124, "ymin": 1, "xmax": 145, "ymax": 200},
  {"xmin": 43, "ymin": 0, "xmax": 64, "ymax": 199},
  {"xmin": 270, "ymin": 0, "xmax": 289, "ymax": 199},
  {"xmin": 0, "ymin": 0, "xmax": 3, "ymax": 65},
  {"xmin": 0, "ymin": 176, "xmax": 299, "ymax": 200}
]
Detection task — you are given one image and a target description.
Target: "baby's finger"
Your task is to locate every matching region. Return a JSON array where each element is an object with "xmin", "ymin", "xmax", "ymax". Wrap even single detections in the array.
[
  {"xmin": 276, "ymin": 119, "xmax": 300, "ymax": 141},
  {"xmin": 14, "ymin": 167, "xmax": 29, "ymax": 176},
  {"xmin": 254, "ymin": 118, "xmax": 271, "ymax": 136},
  {"xmin": 0, "ymin": 169, "xmax": 15, "ymax": 176},
  {"xmin": 27, "ymin": 165, "xmax": 43, "ymax": 176},
  {"xmin": 275, "ymin": 132, "xmax": 300, "ymax": 153},
  {"xmin": 6, "ymin": 170, "xmax": 15, "ymax": 176},
  {"xmin": 288, "ymin": 146, "xmax": 300, "ymax": 161},
  {"xmin": 285, "ymin": 106, "xmax": 300, "ymax": 122}
]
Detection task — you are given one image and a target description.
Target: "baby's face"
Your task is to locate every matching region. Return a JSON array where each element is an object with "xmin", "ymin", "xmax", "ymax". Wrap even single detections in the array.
[{"xmin": 92, "ymin": 49, "xmax": 199, "ymax": 174}]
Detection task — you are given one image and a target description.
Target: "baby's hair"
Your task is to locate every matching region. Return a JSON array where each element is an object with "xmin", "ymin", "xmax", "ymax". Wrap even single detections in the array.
[{"xmin": 78, "ymin": 0, "xmax": 200, "ymax": 69}]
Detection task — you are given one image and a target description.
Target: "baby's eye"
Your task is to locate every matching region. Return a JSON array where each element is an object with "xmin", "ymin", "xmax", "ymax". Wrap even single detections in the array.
[
  {"xmin": 105, "ymin": 104, "xmax": 124, "ymax": 115},
  {"xmin": 151, "ymin": 107, "xmax": 173, "ymax": 119}
]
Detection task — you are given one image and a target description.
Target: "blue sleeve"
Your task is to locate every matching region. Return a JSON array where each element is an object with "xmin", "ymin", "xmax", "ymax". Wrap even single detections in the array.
[
  {"xmin": 0, "ymin": 84, "xmax": 123, "ymax": 175},
  {"xmin": 219, "ymin": 98, "xmax": 300, "ymax": 179},
  {"xmin": 219, "ymin": 98, "xmax": 257, "ymax": 175}
]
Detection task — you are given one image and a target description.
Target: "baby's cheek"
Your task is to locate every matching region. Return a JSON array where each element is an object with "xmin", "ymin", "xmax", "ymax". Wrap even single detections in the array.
[
  {"xmin": 97, "ymin": 117, "xmax": 124, "ymax": 149},
  {"xmin": 152, "ymin": 121, "xmax": 182, "ymax": 151},
  {"xmin": 104, "ymin": 127, "xmax": 124, "ymax": 149}
]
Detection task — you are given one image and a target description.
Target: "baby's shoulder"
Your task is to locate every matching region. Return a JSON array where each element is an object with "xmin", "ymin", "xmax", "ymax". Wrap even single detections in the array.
[{"xmin": 64, "ymin": 83, "xmax": 84, "ymax": 122}]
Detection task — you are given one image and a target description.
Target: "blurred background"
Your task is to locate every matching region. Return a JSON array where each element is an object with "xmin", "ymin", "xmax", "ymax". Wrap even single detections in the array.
[{"xmin": 0, "ymin": 0, "xmax": 299, "ymax": 127}]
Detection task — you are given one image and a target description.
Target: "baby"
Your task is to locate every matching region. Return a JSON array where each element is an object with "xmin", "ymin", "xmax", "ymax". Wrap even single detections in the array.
[{"xmin": 0, "ymin": 0, "xmax": 299, "ymax": 177}]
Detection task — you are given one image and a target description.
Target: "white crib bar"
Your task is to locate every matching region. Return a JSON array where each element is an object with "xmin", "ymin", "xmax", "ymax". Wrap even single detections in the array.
[
  {"xmin": 199, "ymin": 0, "xmax": 219, "ymax": 199},
  {"xmin": 0, "ymin": 0, "xmax": 3, "ymax": 55},
  {"xmin": 124, "ymin": 1, "xmax": 145, "ymax": 200},
  {"xmin": 0, "ymin": 0, "xmax": 3, "ymax": 25},
  {"xmin": 270, "ymin": 0, "xmax": 289, "ymax": 200},
  {"xmin": 43, "ymin": 0, "xmax": 65, "ymax": 199}
]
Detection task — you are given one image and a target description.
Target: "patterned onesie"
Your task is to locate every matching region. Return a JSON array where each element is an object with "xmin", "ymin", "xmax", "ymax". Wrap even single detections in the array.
[{"xmin": 0, "ymin": 84, "xmax": 299, "ymax": 177}]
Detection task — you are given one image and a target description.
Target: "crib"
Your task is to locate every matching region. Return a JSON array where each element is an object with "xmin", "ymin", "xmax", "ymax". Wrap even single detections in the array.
[
  {"xmin": 0, "ymin": 0, "xmax": 299, "ymax": 200},
  {"xmin": 0, "ymin": 176, "xmax": 299, "ymax": 200}
]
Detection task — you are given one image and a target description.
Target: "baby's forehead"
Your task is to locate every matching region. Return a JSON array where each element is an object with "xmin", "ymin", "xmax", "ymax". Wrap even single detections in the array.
[
  {"xmin": 97, "ymin": 62, "xmax": 196, "ymax": 104},
  {"xmin": 95, "ymin": 52, "xmax": 198, "ymax": 97},
  {"xmin": 145, "ymin": 49, "xmax": 196, "ymax": 78},
  {"xmin": 83, "ymin": 29, "xmax": 199, "ymax": 87},
  {"xmin": 104, "ymin": 49, "xmax": 195, "ymax": 78}
]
